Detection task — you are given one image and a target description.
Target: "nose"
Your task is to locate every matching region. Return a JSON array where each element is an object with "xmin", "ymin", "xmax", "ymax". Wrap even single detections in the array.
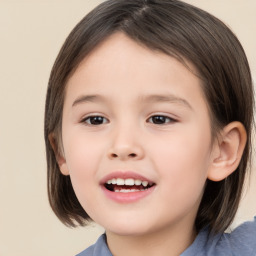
[{"xmin": 107, "ymin": 128, "xmax": 144, "ymax": 161}]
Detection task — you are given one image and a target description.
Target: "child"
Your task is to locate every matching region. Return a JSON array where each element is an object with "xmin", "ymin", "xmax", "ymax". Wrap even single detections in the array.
[{"xmin": 44, "ymin": 0, "xmax": 256, "ymax": 255}]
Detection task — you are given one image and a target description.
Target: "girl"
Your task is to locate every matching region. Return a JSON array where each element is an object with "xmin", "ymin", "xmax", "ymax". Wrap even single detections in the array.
[{"xmin": 44, "ymin": 0, "xmax": 256, "ymax": 255}]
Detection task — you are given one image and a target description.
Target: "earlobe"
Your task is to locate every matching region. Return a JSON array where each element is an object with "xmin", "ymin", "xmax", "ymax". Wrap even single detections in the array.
[
  {"xmin": 207, "ymin": 122, "xmax": 247, "ymax": 182},
  {"xmin": 48, "ymin": 133, "xmax": 69, "ymax": 176}
]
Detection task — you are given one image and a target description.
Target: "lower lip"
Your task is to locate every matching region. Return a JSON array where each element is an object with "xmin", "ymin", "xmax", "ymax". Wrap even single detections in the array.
[{"xmin": 101, "ymin": 186, "xmax": 155, "ymax": 203}]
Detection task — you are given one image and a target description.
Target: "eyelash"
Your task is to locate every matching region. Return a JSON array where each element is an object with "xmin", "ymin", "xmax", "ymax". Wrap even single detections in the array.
[
  {"xmin": 81, "ymin": 115, "xmax": 109, "ymax": 125},
  {"xmin": 147, "ymin": 115, "xmax": 177, "ymax": 125},
  {"xmin": 81, "ymin": 114, "xmax": 177, "ymax": 126}
]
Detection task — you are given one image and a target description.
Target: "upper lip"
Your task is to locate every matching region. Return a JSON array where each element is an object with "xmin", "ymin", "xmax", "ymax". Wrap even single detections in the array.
[{"xmin": 100, "ymin": 171, "xmax": 155, "ymax": 185}]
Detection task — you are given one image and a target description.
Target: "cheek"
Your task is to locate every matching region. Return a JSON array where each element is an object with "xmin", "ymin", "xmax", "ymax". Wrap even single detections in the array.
[
  {"xmin": 150, "ymin": 126, "xmax": 212, "ymax": 196},
  {"xmin": 62, "ymin": 135, "xmax": 105, "ymax": 213},
  {"xmin": 62, "ymin": 132, "xmax": 105, "ymax": 192},
  {"xmin": 63, "ymin": 129, "xmax": 103, "ymax": 167}
]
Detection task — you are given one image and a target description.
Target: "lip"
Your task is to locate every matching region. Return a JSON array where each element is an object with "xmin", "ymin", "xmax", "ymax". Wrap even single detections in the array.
[
  {"xmin": 101, "ymin": 185, "xmax": 155, "ymax": 203},
  {"xmin": 100, "ymin": 171, "xmax": 156, "ymax": 203}
]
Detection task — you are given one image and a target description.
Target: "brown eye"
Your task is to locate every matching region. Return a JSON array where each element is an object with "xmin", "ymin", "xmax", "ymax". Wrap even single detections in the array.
[
  {"xmin": 148, "ymin": 115, "xmax": 176, "ymax": 125},
  {"xmin": 82, "ymin": 116, "xmax": 108, "ymax": 125}
]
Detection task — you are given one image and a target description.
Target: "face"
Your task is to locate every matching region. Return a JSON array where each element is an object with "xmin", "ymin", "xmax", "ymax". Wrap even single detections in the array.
[{"xmin": 60, "ymin": 33, "xmax": 217, "ymax": 237}]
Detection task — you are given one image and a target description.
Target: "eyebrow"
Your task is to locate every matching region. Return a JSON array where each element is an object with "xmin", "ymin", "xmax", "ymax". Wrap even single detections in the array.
[
  {"xmin": 72, "ymin": 93, "xmax": 193, "ymax": 110},
  {"xmin": 72, "ymin": 94, "xmax": 103, "ymax": 107},
  {"xmin": 141, "ymin": 94, "xmax": 193, "ymax": 110}
]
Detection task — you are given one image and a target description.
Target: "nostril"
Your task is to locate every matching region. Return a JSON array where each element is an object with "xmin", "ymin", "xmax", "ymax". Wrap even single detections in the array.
[
  {"xmin": 109, "ymin": 152, "xmax": 137, "ymax": 159},
  {"xmin": 111, "ymin": 153, "xmax": 118, "ymax": 158}
]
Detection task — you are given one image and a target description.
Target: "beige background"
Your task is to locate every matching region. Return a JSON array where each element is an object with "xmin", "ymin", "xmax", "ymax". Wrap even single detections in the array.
[{"xmin": 0, "ymin": 1, "xmax": 255, "ymax": 255}]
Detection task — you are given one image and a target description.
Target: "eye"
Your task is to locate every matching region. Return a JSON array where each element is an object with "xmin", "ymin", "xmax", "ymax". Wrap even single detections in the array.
[
  {"xmin": 147, "ymin": 115, "xmax": 176, "ymax": 125},
  {"xmin": 81, "ymin": 115, "xmax": 108, "ymax": 125}
]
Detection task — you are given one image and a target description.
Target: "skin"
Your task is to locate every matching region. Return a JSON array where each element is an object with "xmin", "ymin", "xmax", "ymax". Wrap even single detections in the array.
[{"xmin": 55, "ymin": 33, "xmax": 246, "ymax": 256}]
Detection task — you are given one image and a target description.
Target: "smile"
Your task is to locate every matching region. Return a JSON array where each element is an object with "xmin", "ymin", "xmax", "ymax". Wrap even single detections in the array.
[
  {"xmin": 101, "ymin": 172, "xmax": 156, "ymax": 202},
  {"xmin": 105, "ymin": 178, "xmax": 155, "ymax": 193}
]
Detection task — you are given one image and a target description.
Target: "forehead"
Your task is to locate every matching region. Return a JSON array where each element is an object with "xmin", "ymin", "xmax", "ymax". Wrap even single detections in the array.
[
  {"xmin": 74, "ymin": 32, "xmax": 198, "ymax": 76},
  {"xmin": 65, "ymin": 32, "xmax": 207, "ymax": 111}
]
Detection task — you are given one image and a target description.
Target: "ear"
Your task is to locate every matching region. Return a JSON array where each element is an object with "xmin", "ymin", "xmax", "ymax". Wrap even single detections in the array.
[
  {"xmin": 48, "ymin": 133, "xmax": 69, "ymax": 176},
  {"xmin": 207, "ymin": 121, "xmax": 247, "ymax": 181}
]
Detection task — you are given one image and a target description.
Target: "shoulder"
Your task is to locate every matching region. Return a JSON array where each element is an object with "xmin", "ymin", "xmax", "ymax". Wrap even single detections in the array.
[
  {"xmin": 181, "ymin": 217, "xmax": 256, "ymax": 256},
  {"xmin": 76, "ymin": 234, "xmax": 112, "ymax": 256},
  {"xmin": 223, "ymin": 217, "xmax": 256, "ymax": 254}
]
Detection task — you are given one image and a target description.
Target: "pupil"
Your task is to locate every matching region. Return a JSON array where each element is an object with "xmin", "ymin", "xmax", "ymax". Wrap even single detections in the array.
[
  {"xmin": 153, "ymin": 116, "xmax": 165, "ymax": 124},
  {"xmin": 91, "ymin": 116, "xmax": 103, "ymax": 125}
]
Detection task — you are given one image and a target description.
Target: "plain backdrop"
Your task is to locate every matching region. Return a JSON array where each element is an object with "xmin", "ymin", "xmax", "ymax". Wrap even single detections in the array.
[{"xmin": 0, "ymin": 1, "xmax": 255, "ymax": 255}]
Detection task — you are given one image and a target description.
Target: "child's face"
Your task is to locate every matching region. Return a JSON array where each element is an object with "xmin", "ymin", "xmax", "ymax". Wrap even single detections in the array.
[{"xmin": 60, "ymin": 33, "xmax": 217, "ymax": 236}]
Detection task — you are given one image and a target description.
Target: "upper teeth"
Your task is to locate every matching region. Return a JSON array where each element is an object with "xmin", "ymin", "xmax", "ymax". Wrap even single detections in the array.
[{"xmin": 106, "ymin": 178, "xmax": 149, "ymax": 187}]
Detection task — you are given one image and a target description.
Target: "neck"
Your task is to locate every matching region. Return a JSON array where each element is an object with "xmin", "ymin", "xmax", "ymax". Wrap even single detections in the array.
[{"xmin": 106, "ymin": 221, "xmax": 197, "ymax": 256}]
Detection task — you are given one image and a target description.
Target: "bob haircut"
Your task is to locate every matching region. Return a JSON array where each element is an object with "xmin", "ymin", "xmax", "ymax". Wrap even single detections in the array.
[{"xmin": 44, "ymin": 0, "xmax": 254, "ymax": 233}]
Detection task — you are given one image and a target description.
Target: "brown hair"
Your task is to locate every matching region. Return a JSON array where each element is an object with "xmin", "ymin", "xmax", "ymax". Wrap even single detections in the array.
[{"xmin": 44, "ymin": 0, "xmax": 254, "ymax": 233}]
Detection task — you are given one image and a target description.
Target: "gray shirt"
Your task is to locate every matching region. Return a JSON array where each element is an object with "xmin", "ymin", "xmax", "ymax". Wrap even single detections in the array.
[{"xmin": 77, "ymin": 217, "xmax": 256, "ymax": 256}]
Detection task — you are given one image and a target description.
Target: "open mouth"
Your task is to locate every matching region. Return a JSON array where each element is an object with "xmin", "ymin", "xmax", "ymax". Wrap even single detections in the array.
[{"xmin": 104, "ymin": 178, "xmax": 155, "ymax": 193}]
